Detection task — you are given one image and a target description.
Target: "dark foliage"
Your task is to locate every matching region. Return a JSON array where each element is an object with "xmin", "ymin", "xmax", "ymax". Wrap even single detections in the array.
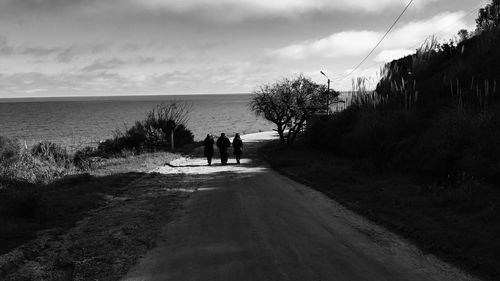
[
  {"xmin": 31, "ymin": 141, "xmax": 71, "ymax": 167},
  {"xmin": 0, "ymin": 136, "xmax": 21, "ymax": 162},
  {"xmin": 476, "ymin": 0, "xmax": 500, "ymax": 32},
  {"xmin": 307, "ymin": 0, "xmax": 500, "ymax": 185},
  {"xmin": 262, "ymin": 142, "xmax": 500, "ymax": 280},
  {"xmin": 251, "ymin": 74, "xmax": 335, "ymax": 145},
  {"xmin": 73, "ymin": 146, "xmax": 99, "ymax": 170},
  {"xmin": 98, "ymin": 102, "xmax": 194, "ymax": 155}
]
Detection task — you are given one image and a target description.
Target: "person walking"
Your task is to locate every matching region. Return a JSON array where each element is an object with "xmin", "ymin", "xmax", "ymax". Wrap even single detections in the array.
[
  {"xmin": 216, "ymin": 133, "xmax": 231, "ymax": 165},
  {"xmin": 232, "ymin": 133, "xmax": 243, "ymax": 164},
  {"xmin": 203, "ymin": 134, "xmax": 214, "ymax": 166}
]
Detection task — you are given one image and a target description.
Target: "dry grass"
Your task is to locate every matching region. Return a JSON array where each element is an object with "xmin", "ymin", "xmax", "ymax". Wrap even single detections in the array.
[{"xmin": 0, "ymin": 152, "xmax": 179, "ymax": 255}]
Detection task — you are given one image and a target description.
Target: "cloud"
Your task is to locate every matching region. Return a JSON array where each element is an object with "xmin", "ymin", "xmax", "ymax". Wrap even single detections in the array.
[
  {"xmin": 269, "ymin": 31, "xmax": 380, "ymax": 59},
  {"xmin": 269, "ymin": 11, "xmax": 469, "ymax": 60},
  {"xmin": 0, "ymin": 37, "xmax": 113, "ymax": 63},
  {"xmin": 131, "ymin": 0, "xmax": 438, "ymax": 19},
  {"xmin": 80, "ymin": 56, "xmax": 159, "ymax": 72},
  {"xmin": 121, "ymin": 43, "xmax": 143, "ymax": 52},
  {"xmin": 21, "ymin": 46, "xmax": 60, "ymax": 57},
  {"xmin": 81, "ymin": 58, "xmax": 126, "ymax": 72},
  {"xmin": 375, "ymin": 49, "xmax": 414, "ymax": 62},
  {"xmin": 136, "ymin": 56, "xmax": 157, "ymax": 64},
  {"xmin": 0, "ymin": 36, "xmax": 14, "ymax": 55},
  {"xmin": 0, "ymin": 71, "xmax": 139, "ymax": 96},
  {"xmin": 0, "ymin": 0, "xmax": 438, "ymax": 22}
]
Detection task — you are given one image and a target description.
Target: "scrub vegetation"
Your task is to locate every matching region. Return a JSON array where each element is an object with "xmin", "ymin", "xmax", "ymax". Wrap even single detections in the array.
[
  {"xmin": 250, "ymin": 74, "xmax": 338, "ymax": 145},
  {"xmin": 0, "ymin": 102, "xmax": 193, "ymax": 254},
  {"xmin": 261, "ymin": 1, "xmax": 500, "ymax": 279},
  {"xmin": 308, "ymin": 0, "xmax": 500, "ymax": 185},
  {"xmin": 0, "ymin": 101, "xmax": 193, "ymax": 187}
]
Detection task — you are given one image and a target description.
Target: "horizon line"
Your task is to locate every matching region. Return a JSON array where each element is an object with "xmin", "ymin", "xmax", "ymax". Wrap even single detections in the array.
[{"xmin": 0, "ymin": 92, "xmax": 254, "ymax": 102}]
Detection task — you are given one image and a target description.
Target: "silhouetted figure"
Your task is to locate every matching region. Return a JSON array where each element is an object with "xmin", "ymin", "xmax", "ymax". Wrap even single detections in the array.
[
  {"xmin": 232, "ymin": 133, "xmax": 243, "ymax": 164},
  {"xmin": 216, "ymin": 133, "xmax": 231, "ymax": 165},
  {"xmin": 203, "ymin": 134, "xmax": 214, "ymax": 166}
]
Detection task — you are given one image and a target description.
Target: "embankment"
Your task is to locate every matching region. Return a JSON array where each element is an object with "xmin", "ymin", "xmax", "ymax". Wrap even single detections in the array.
[{"xmin": 260, "ymin": 140, "xmax": 500, "ymax": 281}]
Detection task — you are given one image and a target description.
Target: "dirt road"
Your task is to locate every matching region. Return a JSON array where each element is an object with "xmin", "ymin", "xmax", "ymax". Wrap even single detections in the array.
[{"xmin": 123, "ymin": 132, "xmax": 479, "ymax": 281}]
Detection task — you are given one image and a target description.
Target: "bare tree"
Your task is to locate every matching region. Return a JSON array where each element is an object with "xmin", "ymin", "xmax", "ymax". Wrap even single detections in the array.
[
  {"xmin": 146, "ymin": 101, "xmax": 192, "ymax": 130},
  {"xmin": 144, "ymin": 101, "xmax": 192, "ymax": 150},
  {"xmin": 250, "ymin": 75, "xmax": 329, "ymax": 145}
]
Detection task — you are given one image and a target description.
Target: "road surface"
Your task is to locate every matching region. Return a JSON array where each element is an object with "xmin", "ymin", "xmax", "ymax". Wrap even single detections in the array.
[{"xmin": 122, "ymin": 132, "xmax": 479, "ymax": 281}]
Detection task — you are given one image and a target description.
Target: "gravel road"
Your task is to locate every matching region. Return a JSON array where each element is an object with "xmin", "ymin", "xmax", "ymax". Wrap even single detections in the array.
[{"xmin": 123, "ymin": 132, "xmax": 480, "ymax": 281}]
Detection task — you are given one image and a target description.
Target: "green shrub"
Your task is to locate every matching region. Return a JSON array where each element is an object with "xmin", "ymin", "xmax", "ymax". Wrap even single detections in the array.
[
  {"xmin": 98, "ymin": 102, "xmax": 194, "ymax": 156},
  {"xmin": 0, "ymin": 136, "xmax": 21, "ymax": 162},
  {"xmin": 1, "ymin": 137, "xmax": 70, "ymax": 186},
  {"xmin": 308, "ymin": 104, "xmax": 500, "ymax": 185},
  {"xmin": 31, "ymin": 141, "xmax": 71, "ymax": 167},
  {"xmin": 174, "ymin": 124, "xmax": 194, "ymax": 148},
  {"xmin": 306, "ymin": 1, "xmax": 500, "ymax": 185},
  {"xmin": 98, "ymin": 136, "xmax": 125, "ymax": 156},
  {"xmin": 73, "ymin": 146, "xmax": 99, "ymax": 170}
]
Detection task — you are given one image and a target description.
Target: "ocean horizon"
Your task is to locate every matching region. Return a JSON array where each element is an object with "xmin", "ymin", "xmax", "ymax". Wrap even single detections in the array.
[
  {"xmin": 0, "ymin": 93, "xmax": 252, "ymax": 103},
  {"xmin": 0, "ymin": 93, "xmax": 274, "ymax": 150}
]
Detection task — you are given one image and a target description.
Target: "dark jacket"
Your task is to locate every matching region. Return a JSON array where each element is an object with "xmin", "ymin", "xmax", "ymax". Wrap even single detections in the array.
[
  {"xmin": 216, "ymin": 136, "xmax": 231, "ymax": 152},
  {"xmin": 203, "ymin": 137, "xmax": 214, "ymax": 157},
  {"xmin": 232, "ymin": 137, "xmax": 243, "ymax": 155}
]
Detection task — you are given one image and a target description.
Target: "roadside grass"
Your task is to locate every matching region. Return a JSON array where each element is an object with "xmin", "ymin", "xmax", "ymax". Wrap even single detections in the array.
[
  {"xmin": 261, "ymin": 139, "xmax": 500, "ymax": 281},
  {"xmin": 0, "ymin": 152, "xmax": 178, "ymax": 255}
]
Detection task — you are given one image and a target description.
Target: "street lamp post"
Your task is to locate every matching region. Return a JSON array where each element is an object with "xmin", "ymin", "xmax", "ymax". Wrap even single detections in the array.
[{"xmin": 320, "ymin": 71, "xmax": 330, "ymax": 115}]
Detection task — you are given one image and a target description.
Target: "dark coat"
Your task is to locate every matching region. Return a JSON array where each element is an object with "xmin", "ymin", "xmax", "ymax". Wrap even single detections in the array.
[
  {"xmin": 203, "ymin": 137, "xmax": 214, "ymax": 157},
  {"xmin": 232, "ymin": 138, "xmax": 243, "ymax": 155},
  {"xmin": 216, "ymin": 136, "xmax": 231, "ymax": 152}
]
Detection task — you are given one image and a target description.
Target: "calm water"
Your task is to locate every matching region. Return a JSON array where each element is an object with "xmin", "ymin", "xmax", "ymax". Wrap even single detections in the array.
[{"xmin": 0, "ymin": 94, "xmax": 274, "ymax": 150}]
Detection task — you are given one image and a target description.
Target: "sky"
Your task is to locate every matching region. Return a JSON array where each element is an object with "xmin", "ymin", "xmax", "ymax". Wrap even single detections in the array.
[{"xmin": 0, "ymin": 0, "xmax": 488, "ymax": 97}]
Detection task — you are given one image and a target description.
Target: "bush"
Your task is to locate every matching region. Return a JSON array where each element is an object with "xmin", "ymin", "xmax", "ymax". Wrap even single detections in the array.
[
  {"xmin": 251, "ymin": 75, "xmax": 332, "ymax": 145},
  {"xmin": 98, "ymin": 102, "xmax": 194, "ymax": 155},
  {"xmin": 0, "ymin": 136, "xmax": 21, "ymax": 162},
  {"xmin": 174, "ymin": 124, "xmax": 194, "ymax": 148},
  {"xmin": 0, "ymin": 137, "xmax": 71, "ymax": 186},
  {"xmin": 73, "ymin": 146, "xmax": 99, "ymax": 170},
  {"xmin": 97, "ymin": 136, "xmax": 125, "ymax": 156},
  {"xmin": 31, "ymin": 141, "xmax": 70, "ymax": 167},
  {"xmin": 308, "ymin": 104, "xmax": 500, "ymax": 185},
  {"xmin": 307, "ymin": 1, "xmax": 500, "ymax": 184}
]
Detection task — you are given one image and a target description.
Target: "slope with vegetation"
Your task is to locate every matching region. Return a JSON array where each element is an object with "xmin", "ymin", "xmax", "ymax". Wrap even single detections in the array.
[
  {"xmin": 0, "ymin": 101, "xmax": 194, "ymax": 255},
  {"xmin": 309, "ymin": 0, "xmax": 500, "ymax": 185},
  {"xmin": 261, "ymin": 1, "xmax": 500, "ymax": 280}
]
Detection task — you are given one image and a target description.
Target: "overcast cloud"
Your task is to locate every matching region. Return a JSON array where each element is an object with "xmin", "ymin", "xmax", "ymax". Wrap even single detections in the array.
[{"xmin": 0, "ymin": 0, "xmax": 486, "ymax": 97}]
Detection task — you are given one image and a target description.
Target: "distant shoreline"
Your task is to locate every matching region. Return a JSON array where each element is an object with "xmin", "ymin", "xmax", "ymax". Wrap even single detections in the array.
[{"xmin": 0, "ymin": 93, "xmax": 253, "ymax": 103}]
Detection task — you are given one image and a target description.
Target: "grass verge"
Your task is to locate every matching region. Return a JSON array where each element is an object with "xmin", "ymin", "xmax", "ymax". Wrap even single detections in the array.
[
  {"xmin": 261, "ymin": 139, "xmax": 500, "ymax": 281},
  {"xmin": 0, "ymin": 152, "xmax": 178, "ymax": 256}
]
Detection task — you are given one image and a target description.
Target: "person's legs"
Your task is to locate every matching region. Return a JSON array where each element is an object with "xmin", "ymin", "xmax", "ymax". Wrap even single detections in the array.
[
  {"xmin": 207, "ymin": 156, "xmax": 212, "ymax": 165},
  {"xmin": 221, "ymin": 150, "xmax": 227, "ymax": 164},
  {"xmin": 223, "ymin": 151, "xmax": 228, "ymax": 164}
]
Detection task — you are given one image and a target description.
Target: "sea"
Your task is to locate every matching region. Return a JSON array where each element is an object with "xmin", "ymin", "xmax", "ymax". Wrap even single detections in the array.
[{"xmin": 0, "ymin": 94, "xmax": 274, "ymax": 150}]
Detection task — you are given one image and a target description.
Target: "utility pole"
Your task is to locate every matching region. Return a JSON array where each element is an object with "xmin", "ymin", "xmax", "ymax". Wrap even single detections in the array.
[
  {"xmin": 320, "ymin": 71, "xmax": 331, "ymax": 115},
  {"xmin": 170, "ymin": 130, "xmax": 174, "ymax": 151}
]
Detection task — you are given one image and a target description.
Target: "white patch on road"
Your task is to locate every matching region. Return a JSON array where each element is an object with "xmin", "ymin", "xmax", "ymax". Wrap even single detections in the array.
[
  {"xmin": 239, "ymin": 131, "xmax": 279, "ymax": 142},
  {"xmin": 153, "ymin": 157, "xmax": 268, "ymax": 175},
  {"xmin": 152, "ymin": 131, "xmax": 278, "ymax": 176}
]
